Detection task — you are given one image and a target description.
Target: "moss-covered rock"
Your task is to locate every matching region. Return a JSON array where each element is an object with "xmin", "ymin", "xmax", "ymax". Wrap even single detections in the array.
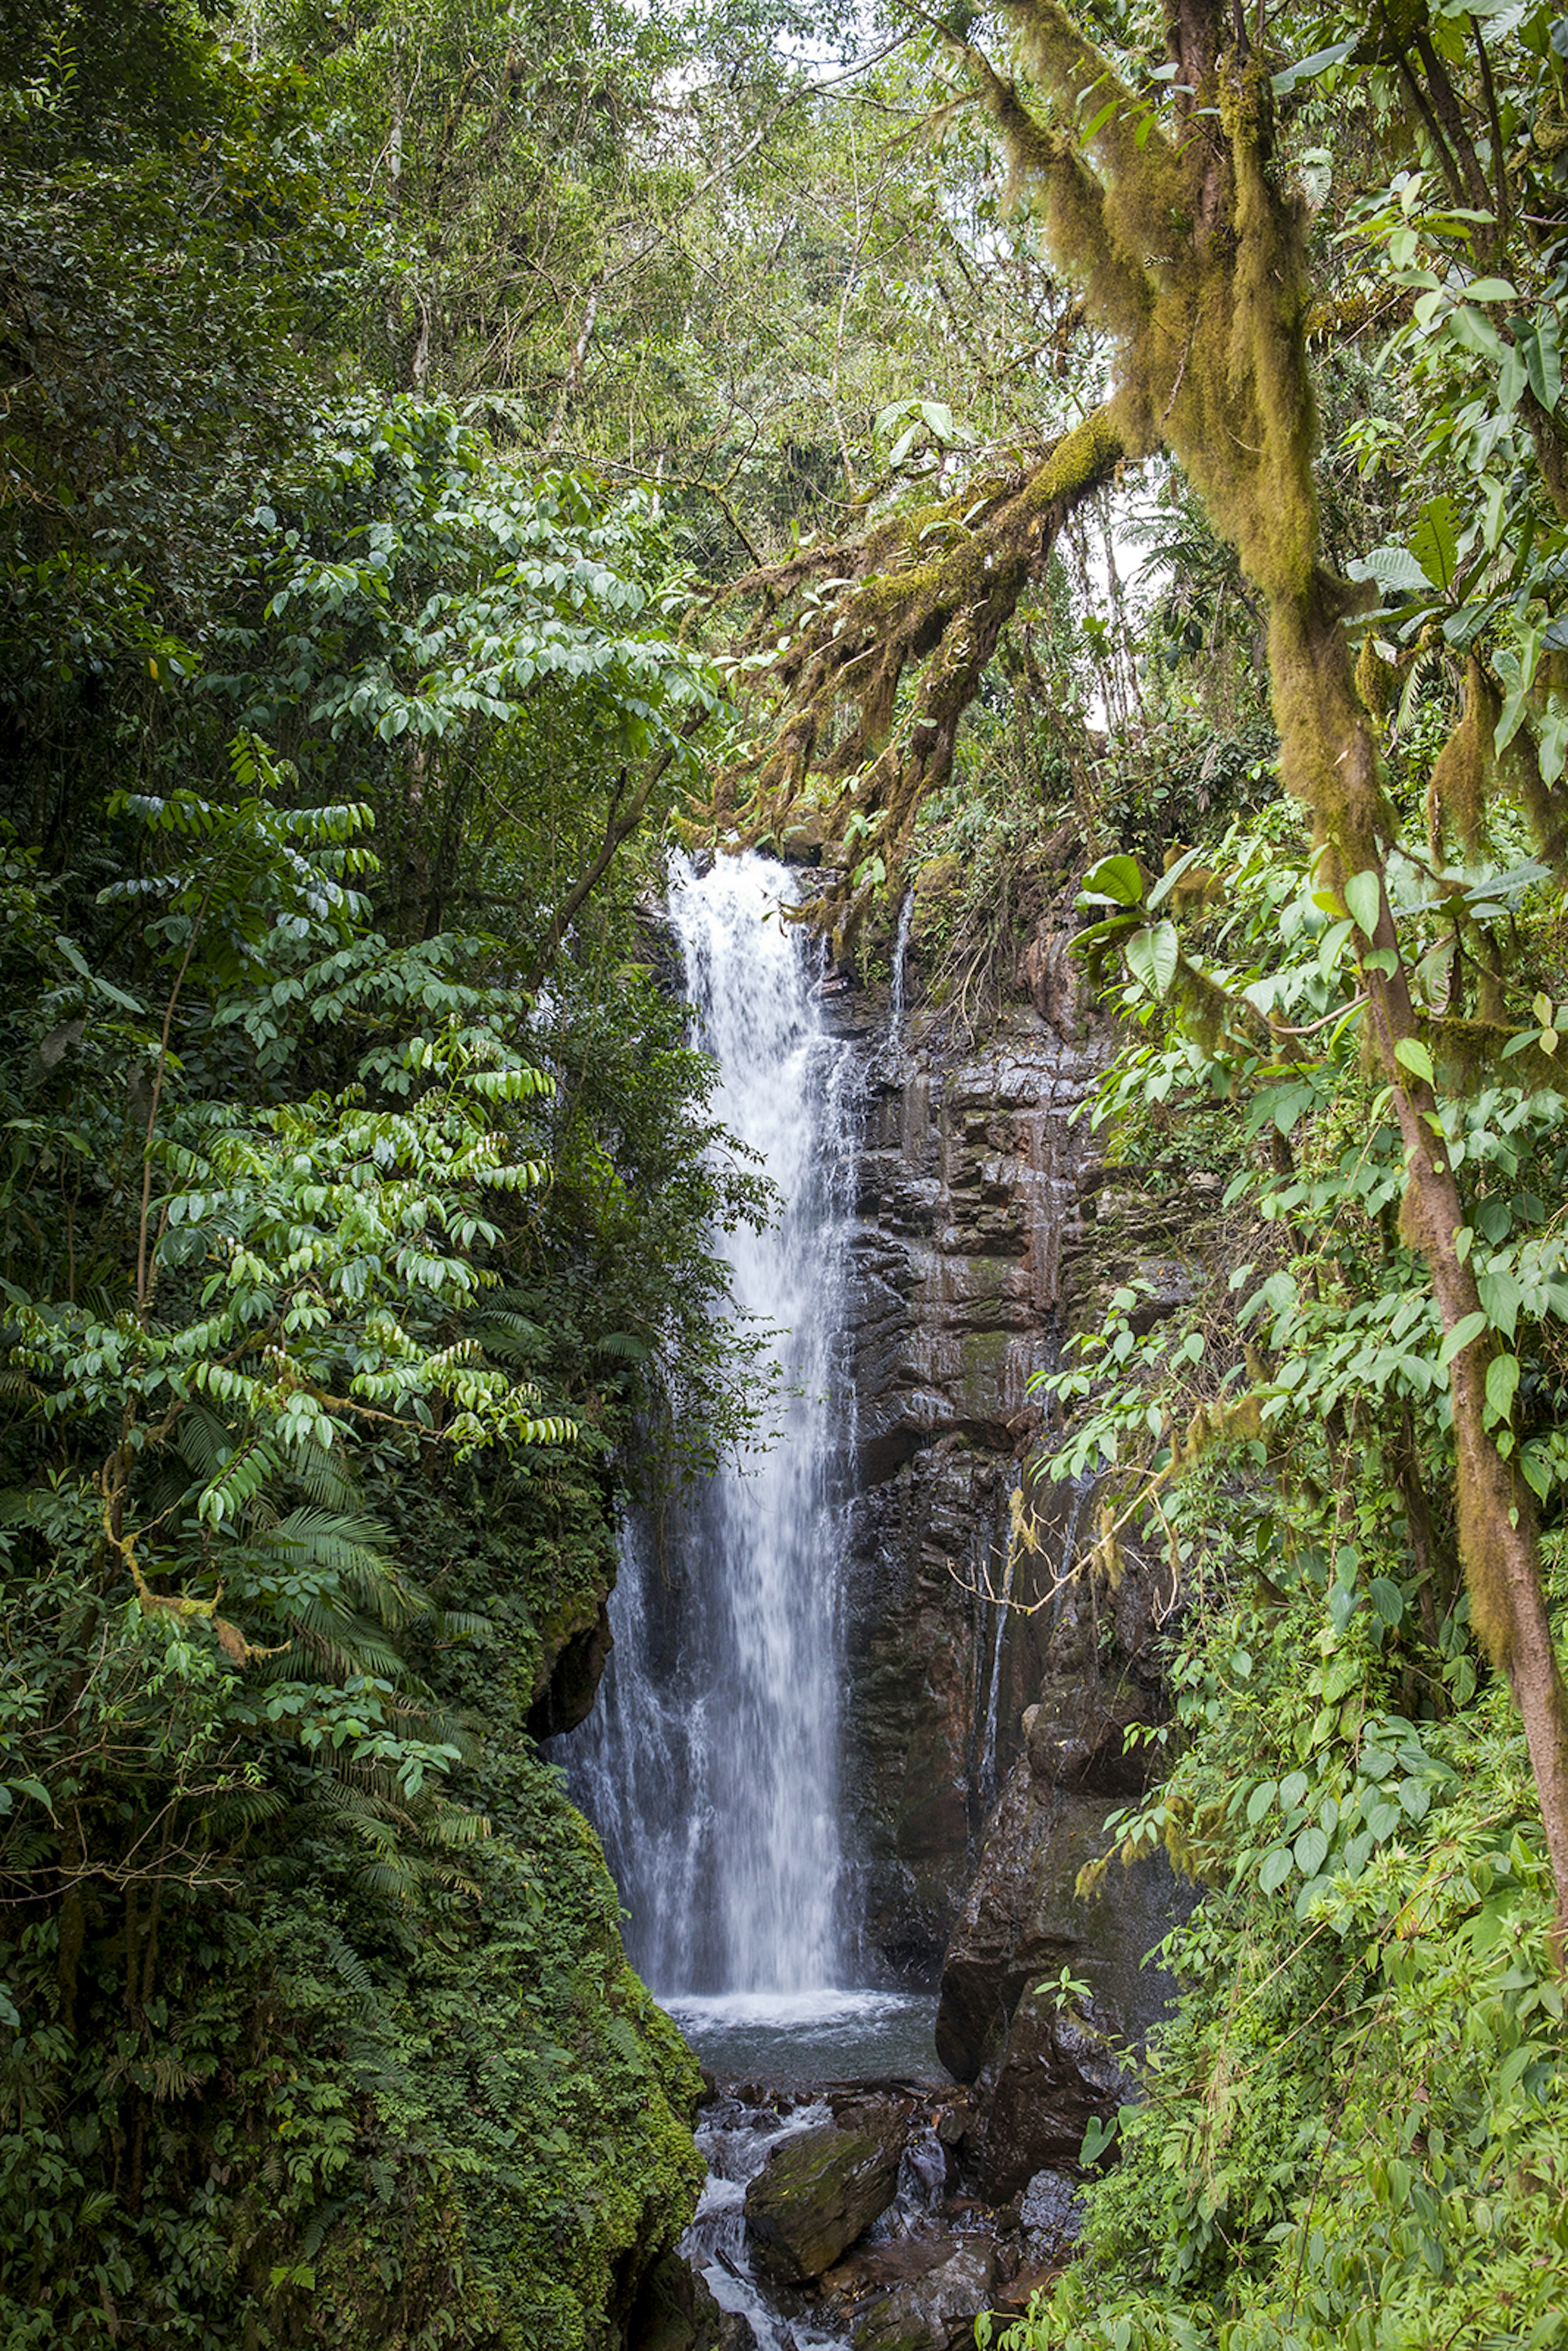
[{"xmin": 744, "ymin": 2124, "xmax": 900, "ymax": 2282}]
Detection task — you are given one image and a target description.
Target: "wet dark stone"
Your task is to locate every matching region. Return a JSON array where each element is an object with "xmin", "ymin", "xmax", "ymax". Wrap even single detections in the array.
[
  {"xmin": 847, "ymin": 2239, "xmax": 996, "ymax": 2351},
  {"xmin": 744, "ymin": 2124, "xmax": 901, "ymax": 2284},
  {"xmin": 527, "ymin": 1596, "xmax": 613, "ymax": 1739},
  {"xmin": 968, "ymin": 1995, "xmax": 1134, "ymax": 2202}
]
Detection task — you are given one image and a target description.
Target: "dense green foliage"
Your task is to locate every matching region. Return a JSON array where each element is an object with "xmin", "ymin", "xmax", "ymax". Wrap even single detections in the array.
[
  {"xmin": 0, "ymin": 6, "xmax": 776, "ymax": 2341},
  {"xmin": 919, "ymin": 6, "xmax": 1568, "ymax": 2344}
]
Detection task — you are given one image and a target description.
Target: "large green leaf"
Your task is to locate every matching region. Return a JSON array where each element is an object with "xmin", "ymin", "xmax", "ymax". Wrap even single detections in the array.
[
  {"xmin": 1124, "ymin": 920, "xmax": 1178, "ymax": 999},
  {"xmin": 1345, "ymin": 869, "xmax": 1383, "ymax": 940},
  {"xmin": 1080, "ymin": 853, "xmax": 1145, "ymax": 908},
  {"xmin": 1410, "ymin": 495, "xmax": 1460, "ymax": 591}
]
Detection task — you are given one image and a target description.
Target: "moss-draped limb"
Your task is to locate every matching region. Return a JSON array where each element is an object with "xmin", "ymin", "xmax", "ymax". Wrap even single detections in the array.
[{"xmin": 716, "ymin": 405, "xmax": 1123, "ymax": 941}]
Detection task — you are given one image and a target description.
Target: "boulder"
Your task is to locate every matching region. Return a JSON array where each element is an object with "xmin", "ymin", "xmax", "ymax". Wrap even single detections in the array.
[
  {"xmin": 850, "ymin": 2239, "xmax": 996, "ymax": 2351},
  {"xmin": 993, "ymin": 2262, "xmax": 1065, "ymax": 2318},
  {"xmin": 1021, "ymin": 1672, "xmax": 1162, "ymax": 1797},
  {"xmin": 744, "ymin": 2124, "xmax": 900, "ymax": 2284},
  {"xmin": 1018, "ymin": 2167, "xmax": 1087, "ymax": 2262},
  {"xmin": 933, "ymin": 1763, "xmax": 1103, "ymax": 2083},
  {"xmin": 934, "ymin": 1750, "xmax": 1187, "ymax": 2088},
  {"xmin": 970, "ymin": 1994, "xmax": 1133, "ymax": 2202}
]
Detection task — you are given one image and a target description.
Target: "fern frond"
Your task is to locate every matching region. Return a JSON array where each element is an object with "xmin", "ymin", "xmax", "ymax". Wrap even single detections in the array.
[
  {"xmin": 200, "ymin": 1785, "xmax": 288, "ymax": 1837},
  {"xmin": 288, "ymin": 1438, "xmax": 365, "ymax": 1515},
  {"xmin": 594, "ymin": 1331, "xmax": 650, "ymax": 1363},
  {"xmin": 432, "ymin": 1607, "xmax": 492, "ymax": 1644},
  {"xmin": 326, "ymin": 1932, "xmax": 375, "ymax": 1999},
  {"xmin": 423, "ymin": 1801, "xmax": 491, "ymax": 1848},
  {"xmin": 169, "ymin": 1403, "xmax": 237, "ymax": 1482}
]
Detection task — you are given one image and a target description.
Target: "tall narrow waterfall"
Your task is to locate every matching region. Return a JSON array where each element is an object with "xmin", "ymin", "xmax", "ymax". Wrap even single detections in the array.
[{"xmin": 564, "ymin": 853, "xmax": 857, "ymax": 1997}]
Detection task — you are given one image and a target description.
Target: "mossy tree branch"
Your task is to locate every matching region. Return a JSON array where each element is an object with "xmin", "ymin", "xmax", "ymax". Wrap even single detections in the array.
[{"xmin": 714, "ymin": 405, "xmax": 1123, "ymax": 941}]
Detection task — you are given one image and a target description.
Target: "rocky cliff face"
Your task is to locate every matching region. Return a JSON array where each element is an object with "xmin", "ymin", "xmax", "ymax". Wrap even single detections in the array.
[
  {"xmin": 824, "ymin": 913, "xmax": 1203, "ymax": 2076},
  {"xmin": 829, "ymin": 991, "xmax": 1102, "ymax": 1983}
]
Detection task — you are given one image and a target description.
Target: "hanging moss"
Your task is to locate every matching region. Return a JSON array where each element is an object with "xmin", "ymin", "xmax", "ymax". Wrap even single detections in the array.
[
  {"xmin": 714, "ymin": 405, "xmax": 1123, "ymax": 940},
  {"xmin": 1354, "ymin": 635, "xmax": 1399, "ymax": 723},
  {"xmin": 1428, "ymin": 658, "xmax": 1499, "ymax": 862},
  {"xmin": 1504, "ymin": 711, "xmax": 1568, "ymax": 878}
]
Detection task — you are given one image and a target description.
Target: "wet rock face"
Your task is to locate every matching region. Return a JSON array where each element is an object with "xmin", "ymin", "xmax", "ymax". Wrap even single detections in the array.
[
  {"xmin": 831, "ymin": 976, "xmax": 1212, "ymax": 1990},
  {"xmin": 627, "ymin": 2250, "xmax": 739, "ymax": 2351},
  {"xmin": 967, "ymin": 1995, "xmax": 1134, "ymax": 2201},
  {"xmin": 931, "ymin": 1534, "xmax": 1193, "ymax": 2197},
  {"xmin": 526, "ymin": 1594, "xmax": 613, "ymax": 1739},
  {"xmin": 935, "ymin": 1664, "xmax": 1176, "ymax": 2085},
  {"xmin": 744, "ymin": 2123, "xmax": 902, "ymax": 2284},
  {"xmin": 833, "ymin": 1004, "xmax": 1114, "ymax": 1983}
]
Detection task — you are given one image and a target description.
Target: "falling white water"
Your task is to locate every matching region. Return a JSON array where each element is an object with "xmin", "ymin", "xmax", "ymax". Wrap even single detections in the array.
[
  {"xmin": 887, "ymin": 887, "xmax": 914, "ymax": 1035},
  {"xmin": 564, "ymin": 851, "xmax": 858, "ymax": 1997}
]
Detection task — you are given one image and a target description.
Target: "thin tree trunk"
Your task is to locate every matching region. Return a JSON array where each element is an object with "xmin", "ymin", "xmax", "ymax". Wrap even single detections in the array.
[{"xmin": 1278, "ymin": 590, "xmax": 1568, "ymax": 1955}]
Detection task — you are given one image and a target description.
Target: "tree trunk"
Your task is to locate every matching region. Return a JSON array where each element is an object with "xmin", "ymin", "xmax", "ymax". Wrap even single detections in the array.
[{"xmin": 1274, "ymin": 585, "xmax": 1568, "ymax": 1957}]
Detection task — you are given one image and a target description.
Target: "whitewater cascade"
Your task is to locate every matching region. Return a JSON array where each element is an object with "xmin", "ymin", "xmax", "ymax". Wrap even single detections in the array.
[{"xmin": 565, "ymin": 853, "xmax": 858, "ymax": 1997}]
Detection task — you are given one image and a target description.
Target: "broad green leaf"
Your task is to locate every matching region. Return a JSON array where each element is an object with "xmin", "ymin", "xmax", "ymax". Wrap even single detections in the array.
[
  {"xmin": 1124, "ymin": 921, "xmax": 1178, "ymax": 999},
  {"xmin": 1394, "ymin": 1037, "xmax": 1434, "ymax": 1085},
  {"xmin": 1484, "ymin": 1352, "xmax": 1520, "ymax": 1426},
  {"xmin": 1070, "ymin": 913, "xmax": 1141, "ymax": 956},
  {"xmin": 1448, "ymin": 304, "xmax": 1505, "ymax": 364},
  {"xmin": 1081, "ymin": 854, "xmax": 1145, "ymax": 908},
  {"xmin": 1317, "ymin": 918, "xmax": 1354, "ymax": 978},
  {"xmin": 1438, "ymin": 1311, "xmax": 1488, "ymax": 1367},
  {"xmin": 1370, "ymin": 1576, "xmax": 1404, "ymax": 1626},
  {"xmin": 1246, "ymin": 1779, "xmax": 1277, "ymax": 1826},
  {"xmin": 1294, "ymin": 1823, "xmax": 1328, "ymax": 1876},
  {"xmin": 1348, "ymin": 545, "xmax": 1432, "ymax": 597},
  {"xmin": 1519, "ymin": 312, "xmax": 1563, "ymax": 414},
  {"xmin": 1270, "ymin": 36, "xmax": 1357, "ymax": 94},
  {"xmin": 1494, "ymin": 2041, "xmax": 1539, "ymax": 2099},
  {"xmin": 1410, "ymin": 495, "xmax": 1460, "ymax": 590},
  {"xmin": 1147, "ymin": 844, "xmax": 1205, "ymax": 910},
  {"xmin": 1258, "ymin": 1845, "xmax": 1294, "ymax": 1895},
  {"xmin": 1345, "ymin": 870, "xmax": 1382, "ymax": 938}
]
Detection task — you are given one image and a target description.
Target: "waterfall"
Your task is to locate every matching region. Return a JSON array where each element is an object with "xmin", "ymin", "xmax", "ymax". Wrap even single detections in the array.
[
  {"xmin": 887, "ymin": 886, "xmax": 914, "ymax": 1035},
  {"xmin": 564, "ymin": 851, "xmax": 858, "ymax": 1997}
]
